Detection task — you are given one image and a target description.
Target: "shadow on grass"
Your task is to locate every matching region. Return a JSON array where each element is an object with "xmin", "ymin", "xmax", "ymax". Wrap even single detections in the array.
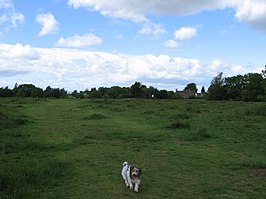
[
  {"xmin": 167, "ymin": 121, "xmax": 190, "ymax": 129},
  {"xmin": 183, "ymin": 128, "xmax": 212, "ymax": 141},
  {"xmin": 83, "ymin": 113, "xmax": 110, "ymax": 120}
]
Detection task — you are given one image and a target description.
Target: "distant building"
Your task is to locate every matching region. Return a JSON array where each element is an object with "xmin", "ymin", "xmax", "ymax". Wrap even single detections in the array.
[{"xmin": 176, "ymin": 88, "xmax": 197, "ymax": 98}]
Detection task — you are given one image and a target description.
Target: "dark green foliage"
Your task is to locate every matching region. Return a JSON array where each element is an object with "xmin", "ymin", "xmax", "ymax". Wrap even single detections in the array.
[
  {"xmin": 0, "ymin": 87, "xmax": 13, "ymax": 97},
  {"xmin": 184, "ymin": 83, "xmax": 198, "ymax": 93},
  {"xmin": 0, "ymin": 84, "xmax": 67, "ymax": 98},
  {"xmin": 44, "ymin": 86, "xmax": 67, "ymax": 98},
  {"xmin": 208, "ymin": 72, "xmax": 227, "ymax": 100},
  {"xmin": 241, "ymin": 73, "xmax": 264, "ymax": 101},
  {"xmin": 225, "ymin": 75, "xmax": 244, "ymax": 100},
  {"xmin": 208, "ymin": 72, "xmax": 266, "ymax": 101}
]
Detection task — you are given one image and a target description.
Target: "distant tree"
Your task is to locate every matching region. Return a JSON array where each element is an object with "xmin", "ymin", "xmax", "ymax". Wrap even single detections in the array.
[
  {"xmin": 130, "ymin": 82, "xmax": 142, "ymax": 98},
  {"xmin": 147, "ymin": 86, "xmax": 159, "ymax": 99},
  {"xmin": 107, "ymin": 86, "xmax": 123, "ymax": 98},
  {"xmin": 98, "ymin": 87, "xmax": 108, "ymax": 97},
  {"xmin": 156, "ymin": 89, "xmax": 169, "ymax": 99},
  {"xmin": 241, "ymin": 73, "xmax": 264, "ymax": 101},
  {"xmin": 0, "ymin": 87, "xmax": 13, "ymax": 97},
  {"xmin": 15, "ymin": 84, "xmax": 40, "ymax": 97},
  {"xmin": 262, "ymin": 65, "xmax": 266, "ymax": 78},
  {"xmin": 44, "ymin": 86, "xmax": 52, "ymax": 97},
  {"xmin": 224, "ymin": 75, "xmax": 244, "ymax": 100},
  {"xmin": 44, "ymin": 86, "xmax": 66, "ymax": 98},
  {"xmin": 71, "ymin": 90, "xmax": 79, "ymax": 98},
  {"xmin": 208, "ymin": 72, "xmax": 227, "ymax": 100},
  {"xmin": 31, "ymin": 87, "xmax": 44, "ymax": 98},
  {"xmin": 89, "ymin": 88, "xmax": 101, "ymax": 98},
  {"xmin": 184, "ymin": 83, "xmax": 197, "ymax": 93},
  {"xmin": 201, "ymin": 86, "xmax": 206, "ymax": 93}
]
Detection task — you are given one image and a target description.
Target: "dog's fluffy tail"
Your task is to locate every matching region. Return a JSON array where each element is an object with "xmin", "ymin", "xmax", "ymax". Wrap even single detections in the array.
[{"xmin": 123, "ymin": 161, "xmax": 128, "ymax": 167}]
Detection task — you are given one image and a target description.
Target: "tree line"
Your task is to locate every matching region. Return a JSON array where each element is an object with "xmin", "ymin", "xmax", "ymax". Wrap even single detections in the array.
[
  {"xmin": 1, "ymin": 69, "xmax": 266, "ymax": 101},
  {"xmin": 0, "ymin": 83, "xmax": 67, "ymax": 98},
  {"xmin": 63, "ymin": 82, "xmax": 178, "ymax": 99},
  {"xmin": 0, "ymin": 82, "xmax": 176, "ymax": 99},
  {"xmin": 208, "ymin": 70, "xmax": 266, "ymax": 101}
]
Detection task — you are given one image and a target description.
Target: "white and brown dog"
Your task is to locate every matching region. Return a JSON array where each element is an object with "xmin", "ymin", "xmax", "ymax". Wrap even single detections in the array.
[{"xmin": 121, "ymin": 161, "xmax": 142, "ymax": 192}]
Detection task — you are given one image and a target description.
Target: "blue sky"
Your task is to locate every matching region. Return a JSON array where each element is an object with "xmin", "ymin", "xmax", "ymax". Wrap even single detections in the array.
[{"xmin": 0, "ymin": 0, "xmax": 265, "ymax": 91}]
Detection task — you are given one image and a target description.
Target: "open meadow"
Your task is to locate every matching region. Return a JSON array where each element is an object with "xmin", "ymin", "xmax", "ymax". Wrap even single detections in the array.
[{"xmin": 0, "ymin": 98, "xmax": 265, "ymax": 199}]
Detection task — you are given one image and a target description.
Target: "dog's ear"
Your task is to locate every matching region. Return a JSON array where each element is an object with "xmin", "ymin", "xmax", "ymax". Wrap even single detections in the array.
[
  {"xmin": 138, "ymin": 167, "xmax": 142, "ymax": 175},
  {"xmin": 129, "ymin": 166, "xmax": 133, "ymax": 175}
]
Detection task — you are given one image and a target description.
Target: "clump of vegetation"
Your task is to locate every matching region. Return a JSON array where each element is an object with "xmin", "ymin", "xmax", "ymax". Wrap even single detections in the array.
[
  {"xmin": 0, "ymin": 112, "xmax": 31, "ymax": 130},
  {"xmin": 184, "ymin": 128, "xmax": 211, "ymax": 141},
  {"xmin": 174, "ymin": 113, "xmax": 190, "ymax": 119},
  {"xmin": 168, "ymin": 121, "xmax": 190, "ymax": 129},
  {"xmin": 0, "ymin": 158, "xmax": 70, "ymax": 198},
  {"xmin": 83, "ymin": 113, "xmax": 110, "ymax": 120},
  {"xmin": 245, "ymin": 105, "xmax": 266, "ymax": 116}
]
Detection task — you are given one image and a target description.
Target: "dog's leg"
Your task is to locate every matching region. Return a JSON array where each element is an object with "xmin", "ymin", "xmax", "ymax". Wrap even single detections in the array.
[
  {"xmin": 134, "ymin": 181, "xmax": 140, "ymax": 192},
  {"xmin": 129, "ymin": 181, "xmax": 133, "ymax": 190},
  {"xmin": 121, "ymin": 171, "xmax": 129, "ymax": 187},
  {"xmin": 126, "ymin": 171, "xmax": 133, "ymax": 190}
]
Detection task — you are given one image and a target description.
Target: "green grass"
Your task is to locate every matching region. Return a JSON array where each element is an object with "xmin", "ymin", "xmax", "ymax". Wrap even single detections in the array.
[{"xmin": 0, "ymin": 98, "xmax": 265, "ymax": 198}]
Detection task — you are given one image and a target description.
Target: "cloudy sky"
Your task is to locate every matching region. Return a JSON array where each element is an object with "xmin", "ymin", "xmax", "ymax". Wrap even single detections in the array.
[{"xmin": 0, "ymin": 0, "xmax": 265, "ymax": 91}]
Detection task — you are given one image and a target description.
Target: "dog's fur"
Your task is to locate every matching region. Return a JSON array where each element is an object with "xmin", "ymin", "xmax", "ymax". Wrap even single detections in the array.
[{"xmin": 121, "ymin": 161, "xmax": 142, "ymax": 192}]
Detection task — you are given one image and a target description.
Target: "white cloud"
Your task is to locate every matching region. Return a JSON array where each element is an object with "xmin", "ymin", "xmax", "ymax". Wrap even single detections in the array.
[
  {"xmin": 0, "ymin": 0, "xmax": 13, "ymax": 9},
  {"xmin": 164, "ymin": 40, "xmax": 179, "ymax": 49},
  {"xmin": 67, "ymin": 0, "xmax": 228, "ymax": 22},
  {"xmin": 67, "ymin": 0, "xmax": 266, "ymax": 32},
  {"xmin": 0, "ymin": 43, "xmax": 39, "ymax": 59},
  {"xmin": 11, "ymin": 12, "xmax": 24, "ymax": 27},
  {"xmin": 68, "ymin": 0, "xmax": 148, "ymax": 22},
  {"xmin": 174, "ymin": 27, "xmax": 197, "ymax": 40},
  {"xmin": 36, "ymin": 12, "xmax": 59, "ymax": 36},
  {"xmin": 0, "ymin": 14, "xmax": 8, "ymax": 25},
  {"xmin": 233, "ymin": 0, "xmax": 266, "ymax": 31},
  {"xmin": 0, "ymin": 0, "xmax": 24, "ymax": 30},
  {"xmin": 138, "ymin": 23, "xmax": 166, "ymax": 38},
  {"xmin": 56, "ymin": 34, "xmax": 102, "ymax": 48},
  {"xmin": 0, "ymin": 43, "xmax": 261, "ymax": 91}
]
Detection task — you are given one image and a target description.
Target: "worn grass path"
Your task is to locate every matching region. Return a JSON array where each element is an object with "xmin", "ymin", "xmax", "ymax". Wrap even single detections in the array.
[{"xmin": 1, "ymin": 98, "xmax": 265, "ymax": 198}]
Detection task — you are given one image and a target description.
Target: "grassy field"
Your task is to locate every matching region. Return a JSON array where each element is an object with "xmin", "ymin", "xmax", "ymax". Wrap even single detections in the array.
[{"xmin": 0, "ymin": 98, "xmax": 265, "ymax": 199}]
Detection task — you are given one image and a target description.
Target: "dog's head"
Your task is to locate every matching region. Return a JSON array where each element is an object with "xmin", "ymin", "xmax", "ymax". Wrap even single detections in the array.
[{"xmin": 130, "ymin": 166, "xmax": 142, "ymax": 179}]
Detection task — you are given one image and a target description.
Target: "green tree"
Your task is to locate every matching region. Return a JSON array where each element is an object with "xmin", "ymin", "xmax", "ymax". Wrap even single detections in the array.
[
  {"xmin": 262, "ymin": 65, "xmax": 266, "ymax": 78},
  {"xmin": 16, "ymin": 84, "xmax": 39, "ymax": 97},
  {"xmin": 241, "ymin": 73, "xmax": 264, "ymax": 101},
  {"xmin": 208, "ymin": 72, "xmax": 227, "ymax": 100},
  {"xmin": 224, "ymin": 75, "xmax": 244, "ymax": 100},
  {"xmin": 184, "ymin": 83, "xmax": 197, "ymax": 93},
  {"xmin": 130, "ymin": 82, "xmax": 142, "ymax": 98},
  {"xmin": 201, "ymin": 86, "xmax": 206, "ymax": 93},
  {"xmin": 0, "ymin": 87, "xmax": 13, "ymax": 97},
  {"xmin": 31, "ymin": 87, "xmax": 44, "ymax": 98}
]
